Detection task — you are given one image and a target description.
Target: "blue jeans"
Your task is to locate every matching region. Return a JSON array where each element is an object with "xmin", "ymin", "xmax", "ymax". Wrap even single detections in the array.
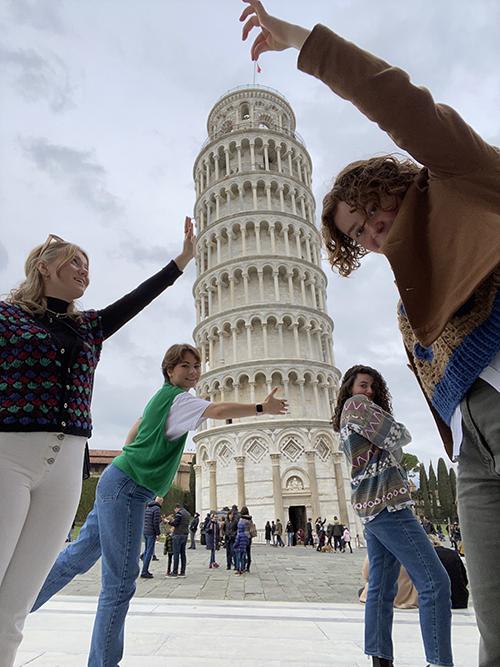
[
  {"xmin": 141, "ymin": 534, "xmax": 156, "ymax": 575},
  {"xmin": 171, "ymin": 534, "xmax": 187, "ymax": 575},
  {"xmin": 234, "ymin": 548, "xmax": 247, "ymax": 572},
  {"xmin": 89, "ymin": 464, "xmax": 153, "ymax": 666},
  {"xmin": 32, "ymin": 504, "xmax": 102, "ymax": 611},
  {"xmin": 364, "ymin": 508, "xmax": 453, "ymax": 666}
]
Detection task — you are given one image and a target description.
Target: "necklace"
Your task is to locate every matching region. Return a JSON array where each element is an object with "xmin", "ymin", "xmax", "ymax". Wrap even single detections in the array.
[{"xmin": 45, "ymin": 308, "xmax": 71, "ymax": 320}]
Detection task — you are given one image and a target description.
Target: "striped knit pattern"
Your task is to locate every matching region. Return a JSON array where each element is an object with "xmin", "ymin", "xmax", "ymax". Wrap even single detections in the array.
[
  {"xmin": 340, "ymin": 395, "xmax": 413, "ymax": 523},
  {"xmin": 399, "ymin": 268, "xmax": 500, "ymax": 425},
  {"xmin": 0, "ymin": 301, "xmax": 103, "ymax": 436}
]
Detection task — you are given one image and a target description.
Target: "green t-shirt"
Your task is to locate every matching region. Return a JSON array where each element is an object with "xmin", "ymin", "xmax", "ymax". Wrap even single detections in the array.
[{"xmin": 113, "ymin": 383, "xmax": 188, "ymax": 496}]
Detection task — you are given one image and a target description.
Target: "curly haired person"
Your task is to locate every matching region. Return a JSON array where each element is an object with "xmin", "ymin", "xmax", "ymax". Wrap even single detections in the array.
[{"xmin": 240, "ymin": 3, "xmax": 499, "ymax": 665}]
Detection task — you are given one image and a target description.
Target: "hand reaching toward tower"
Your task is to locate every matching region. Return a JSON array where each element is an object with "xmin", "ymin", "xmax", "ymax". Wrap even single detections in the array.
[{"xmin": 240, "ymin": 0, "xmax": 310, "ymax": 61}]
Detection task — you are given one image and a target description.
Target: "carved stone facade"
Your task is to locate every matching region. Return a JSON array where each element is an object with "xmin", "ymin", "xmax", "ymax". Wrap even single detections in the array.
[{"xmin": 192, "ymin": 85, "xmax": 361, "ymax": 541}]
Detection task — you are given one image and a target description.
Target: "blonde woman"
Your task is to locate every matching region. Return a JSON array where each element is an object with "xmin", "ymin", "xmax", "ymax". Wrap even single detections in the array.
[{"xmin": 0, "ymin": 218, "xmax": 195, "ymax": 667}]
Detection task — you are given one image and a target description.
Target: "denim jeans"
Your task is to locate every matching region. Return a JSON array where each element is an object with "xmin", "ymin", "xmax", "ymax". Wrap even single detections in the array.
[
  {"xmin": 88, "ymin": 464, "xmax": 153, "ymax": 666},
  {"xmin": 234, "ymin": 548, "xmax": 246, "ymax": 572},
  {"xmin": 364, "ymin": 508, "xmax": 453, "ymax": 666},
  {"xmin": 457, "ymin": 379, "xmax": 500, "ymax": 667},
  {"xmin": 141, "ymin": 534, "xmax": 156, "ymax": 575},
  {"xmin": 32, "ymin": 504, "xmax": 101, "ymax": 611},
  {"xmin": 287, "ymin": 532, "xmax": 294, "ymax": 546},
  {"xmin": 171, "ymin": 534, "xmax": 187, "ymax": 575},
  {"xmin": 209, "ymin": 546, "xmax": 216, "ymax": 565}
]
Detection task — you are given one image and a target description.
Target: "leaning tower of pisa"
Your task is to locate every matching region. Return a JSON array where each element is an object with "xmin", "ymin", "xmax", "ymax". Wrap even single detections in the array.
[{"xmin": 192, "ymin": 85, "xmax": 360, "ymax": 540}]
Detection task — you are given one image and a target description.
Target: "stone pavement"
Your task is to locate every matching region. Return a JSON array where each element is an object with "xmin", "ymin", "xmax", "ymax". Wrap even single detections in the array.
[
  {"xmin": 56, "ymin": 542, "xmax": 368, "ymax": 603},
  {"xmin": 17, "ymin": 542, "xmax": 480, "ymax": 666},
  {"xmin": 20, "ymin": 596, "xmax": 479, "ymax": 666}
]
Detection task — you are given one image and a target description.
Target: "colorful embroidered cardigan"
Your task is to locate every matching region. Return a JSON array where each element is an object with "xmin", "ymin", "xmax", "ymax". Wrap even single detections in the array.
[{"xmin": 339, "ymin": 394, "xmax": 413, "ymax": 523}]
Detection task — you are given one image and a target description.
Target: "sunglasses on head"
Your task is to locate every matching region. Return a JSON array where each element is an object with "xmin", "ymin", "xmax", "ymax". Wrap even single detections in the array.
[{"xmin": 38, "ymin": 234, "xmax": 66, "ymax": 257}]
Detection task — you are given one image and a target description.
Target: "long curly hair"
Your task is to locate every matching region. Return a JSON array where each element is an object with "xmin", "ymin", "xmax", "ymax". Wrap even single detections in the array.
[
  {"xmin": 7, "ymin": 239, "xmax": 88, "ymax": 317},
  {"xmin": 332, "ymin": 365, "xmax": 392, "ymax": 432},
  {"xmin": 321, "ymin": 155, "xmax": 420, "ymax": 276}
]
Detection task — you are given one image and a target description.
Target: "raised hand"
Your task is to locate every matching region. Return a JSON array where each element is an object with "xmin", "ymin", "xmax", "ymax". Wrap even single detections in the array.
[
  {"xmin": 240, "ymin": 0, "xmax": 310, "ymax": 61},
  {"xmin": 174, "ymin": 216, "xmax": 197, "ymax": 271},
  {"xmin": 263, "ymin": 386, "xmax": 289, "ymax": 415}
]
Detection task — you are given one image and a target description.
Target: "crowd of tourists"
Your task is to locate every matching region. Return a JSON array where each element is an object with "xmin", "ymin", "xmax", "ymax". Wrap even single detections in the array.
[
  {"xmin": 1, "ymin": 1, "xmax": 498, "ymax": 666},
  {"xmin": 263, "ymin": 516, "xmax": 354, "ymax": 553}
]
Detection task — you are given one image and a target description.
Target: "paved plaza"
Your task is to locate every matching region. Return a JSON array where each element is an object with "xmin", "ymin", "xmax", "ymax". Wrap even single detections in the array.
[{"xmin": 17, "ymin": 542, "xmax": 480, "ymax": 666}]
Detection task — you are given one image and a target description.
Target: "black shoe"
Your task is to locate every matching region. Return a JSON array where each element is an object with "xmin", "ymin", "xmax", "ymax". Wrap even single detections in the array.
[
  {"xmin": 168, "ymin": 572, "xmax": 178, "ymax": 577},
  {"xmin": 139, "ymin": 554, "xmax": 144, "ymax": 561},
  {"xmin": 152, "ymin": 555, "xmax": 159, "ymax": 561},
  {"xmin": 140, "ymin": 572, "xmax": 153, "ymax": 579},
  {"xmin": 372, "ymin": 658, "xmax": 393, "ymax": 667}
]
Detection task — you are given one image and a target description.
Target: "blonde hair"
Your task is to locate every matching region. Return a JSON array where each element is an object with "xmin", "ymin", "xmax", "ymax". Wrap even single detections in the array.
[{"xmin": 7, "ymin": 238, "xmax": 89, "ymax": 317}]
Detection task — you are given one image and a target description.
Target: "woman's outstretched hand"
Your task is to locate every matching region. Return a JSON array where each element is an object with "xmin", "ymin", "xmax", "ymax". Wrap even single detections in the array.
[
  {"xmin": 174, "ymin": 216, "xmax": 197, "ymax": 271},
  {"xmin": 240, "ymin": 1, "xmax": 310, "ymax": 61},
  {"xmin": 262, "ymin": 387, "xmax": 289, "ymax": 415}
]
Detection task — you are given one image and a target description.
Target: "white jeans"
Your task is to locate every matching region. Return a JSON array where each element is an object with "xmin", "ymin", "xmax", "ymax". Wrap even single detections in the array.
[{"xmin": 0, "ymin": 431, "xmax": 86, "ymax": 667}]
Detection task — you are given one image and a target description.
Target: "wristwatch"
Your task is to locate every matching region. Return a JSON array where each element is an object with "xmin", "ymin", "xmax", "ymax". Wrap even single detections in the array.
[{"xmin": 255, "ymin": 403, "xmax": 264, "ymax": 414}]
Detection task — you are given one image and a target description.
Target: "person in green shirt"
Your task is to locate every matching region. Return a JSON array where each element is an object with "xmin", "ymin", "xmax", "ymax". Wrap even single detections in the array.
[{"xmin": 31, "ymin": 342, "xmax": 288, "ymax": 666}]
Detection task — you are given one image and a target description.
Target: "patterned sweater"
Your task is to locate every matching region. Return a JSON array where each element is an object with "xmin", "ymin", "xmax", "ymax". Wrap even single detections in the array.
[{"xmin": 339, "ymin": 395, "xmax": 413, "ymax": 523}]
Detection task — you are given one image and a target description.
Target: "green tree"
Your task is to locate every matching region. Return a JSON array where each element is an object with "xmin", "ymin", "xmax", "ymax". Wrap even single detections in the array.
[
  {"xmin": 75, "ymin": 476, "xmax": 99, "ymax": 523},
  {"xmin": 437, "ymin": 458, "xmax": 453, "ymax": 520},
  {"xmin": 449, "ymin": 467, "xmax": 458, "ymax": 519},
  {"xmin": 401, "ymin": 452, "xmax": 420, "ymax": 479},
  {"xmin": 189, "ymin": 455, "xmax": 196, "ymax": 512},
  {"xmin": 428, "ymin": 462, "xmax": 440, "ymax": 520},
  {"xmin": 419, "ymin": 464, "xmax": 431, "ymax": 518}
]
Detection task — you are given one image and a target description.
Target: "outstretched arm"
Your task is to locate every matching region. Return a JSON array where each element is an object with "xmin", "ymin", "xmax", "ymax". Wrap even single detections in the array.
[
  {"xmin": 203, "ymin": 387, "xmax": 288, "ymax": 420},
  {"xmin": 99, "ymin": 217, "xmax": 196, "ymax": 340}
]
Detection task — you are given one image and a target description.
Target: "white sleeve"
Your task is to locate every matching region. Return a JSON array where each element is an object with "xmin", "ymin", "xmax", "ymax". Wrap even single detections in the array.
[{"xmin": 165, "ymin": 391, "xmax": 211, "ymax": 440}]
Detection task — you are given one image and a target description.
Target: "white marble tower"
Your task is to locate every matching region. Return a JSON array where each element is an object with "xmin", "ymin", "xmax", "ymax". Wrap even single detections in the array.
[{"xmin": 192, "ymin": 85, "xmax": 359, "ymax": 540}]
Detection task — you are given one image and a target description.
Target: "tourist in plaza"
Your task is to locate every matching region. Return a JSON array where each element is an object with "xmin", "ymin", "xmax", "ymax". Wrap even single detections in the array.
[
  {"xmin": 206, "ymin": 512, "xmax": 220, "ymax": 569},
  {"xmin": 275, "ymin": 518, "xmax": 284, "ymax": 547},
  {"xmin": 233, "ymin": 520, "xmax": 249, "ymax": 575},
  {"xmin": 264, "ymin": 520, "xmax": 272, "ymax": 545},
  {"xmin": 31, "ymin": 343, "xmax": 288, "ymax": 666},
  {"xmin": 326, "ymin": 521, "xmax": 334, "ymax": 548},
  {"xmin": 332, "ymin": 517, "xmax": 344, "ymax": 552},
  {"xmin": 239, "ymin": 506, "xmax": 256, "ymax": 572},
  {"xmin": 188, "ymin": 512, "xmax": 200, "ymax": 550},
  {"xmin": 342, "ymin": 527, "xmax": 353, "ymax": 554},
  {"xmin": 271, "ymin": 520, "xmax": 276, "ymax": 545},
  {"xmin": 286, "ymin": 520, "xmax": 294, "ymax": 547},
  {"xmin": 162, "ymin": 520, "xmax": 174, "ymax": 577},
  {"xmin": 429, "ymin": 535, "xmax": 469, "ymax": 610},
  {"xmin": 0, "ymin": 218, "xmax": 195, "ymax": 667},
  {"xmin": 240, "ymin": 3, "xmax": 499, "ymax": 664},
  {"xmin": 224, "ymin": 507, "xmax": 239, "ymax": 569},
  {"xmin": 304, "ymin": 518, "xmax": 314, "ymax": 547},
  {"xmin": 140, "ymin": 497, "xmax": 163, "ymax": 579},
  {"xmin": 168, "ymin": 503, "xmax": 190, "ymax": 578},
  {"xmin": 332, "ymin": 365, "xmax": 452, "ymax": 667}
]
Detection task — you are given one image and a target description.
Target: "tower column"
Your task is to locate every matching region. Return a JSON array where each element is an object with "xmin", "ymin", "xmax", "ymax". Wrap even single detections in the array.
[
  {"xmin": 305, "ymin": 450, "xmax": 320, "ymax": 520},
  {"xmin": 234, "ymin": 456, "xmax": 246, "ymax": 508},
  {"xmin": 208, "ymin": 460, "xmax": 217, "ymax": 511},
  {"xmin": 194, "ymin": 463, "xmax": 202, "ymax": 514},
  {"xmin": 270, "ymin": 453, "xmax": 284, "ymax": 523}
]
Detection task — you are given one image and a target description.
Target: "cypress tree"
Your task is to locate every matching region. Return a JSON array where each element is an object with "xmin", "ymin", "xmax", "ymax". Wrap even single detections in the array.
[
  {"xmin": 428, "ymin": 462, "xmax": 440, "ymax": 520},
  {"xmin": 449, "ymin": 467, "xmax": 458, "ymax": 519},
  {"xmin": 437, "ymin": 457, "xmax": 453, "ymax": 520},
  {"xmin": 419, "ymin": 464, "xmax": 432, "ymax": 518}
]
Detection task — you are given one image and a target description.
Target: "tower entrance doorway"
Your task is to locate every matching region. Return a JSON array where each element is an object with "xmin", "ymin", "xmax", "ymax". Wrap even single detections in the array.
[{"xmin": 288, "ymin": 505, "xmax": 306, "ymax": 533}]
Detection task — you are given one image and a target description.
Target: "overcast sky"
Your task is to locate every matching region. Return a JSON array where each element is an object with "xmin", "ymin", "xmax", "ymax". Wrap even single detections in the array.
[{"xmin": 1, "ymin": 1, "xmax": 499, "ymax": 464}]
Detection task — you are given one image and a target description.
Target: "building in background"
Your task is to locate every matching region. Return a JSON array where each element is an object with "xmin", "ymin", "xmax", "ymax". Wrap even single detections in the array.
[{"xmin": 191, "ymin": 85, "xmax": 361, "ymax": 541}]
